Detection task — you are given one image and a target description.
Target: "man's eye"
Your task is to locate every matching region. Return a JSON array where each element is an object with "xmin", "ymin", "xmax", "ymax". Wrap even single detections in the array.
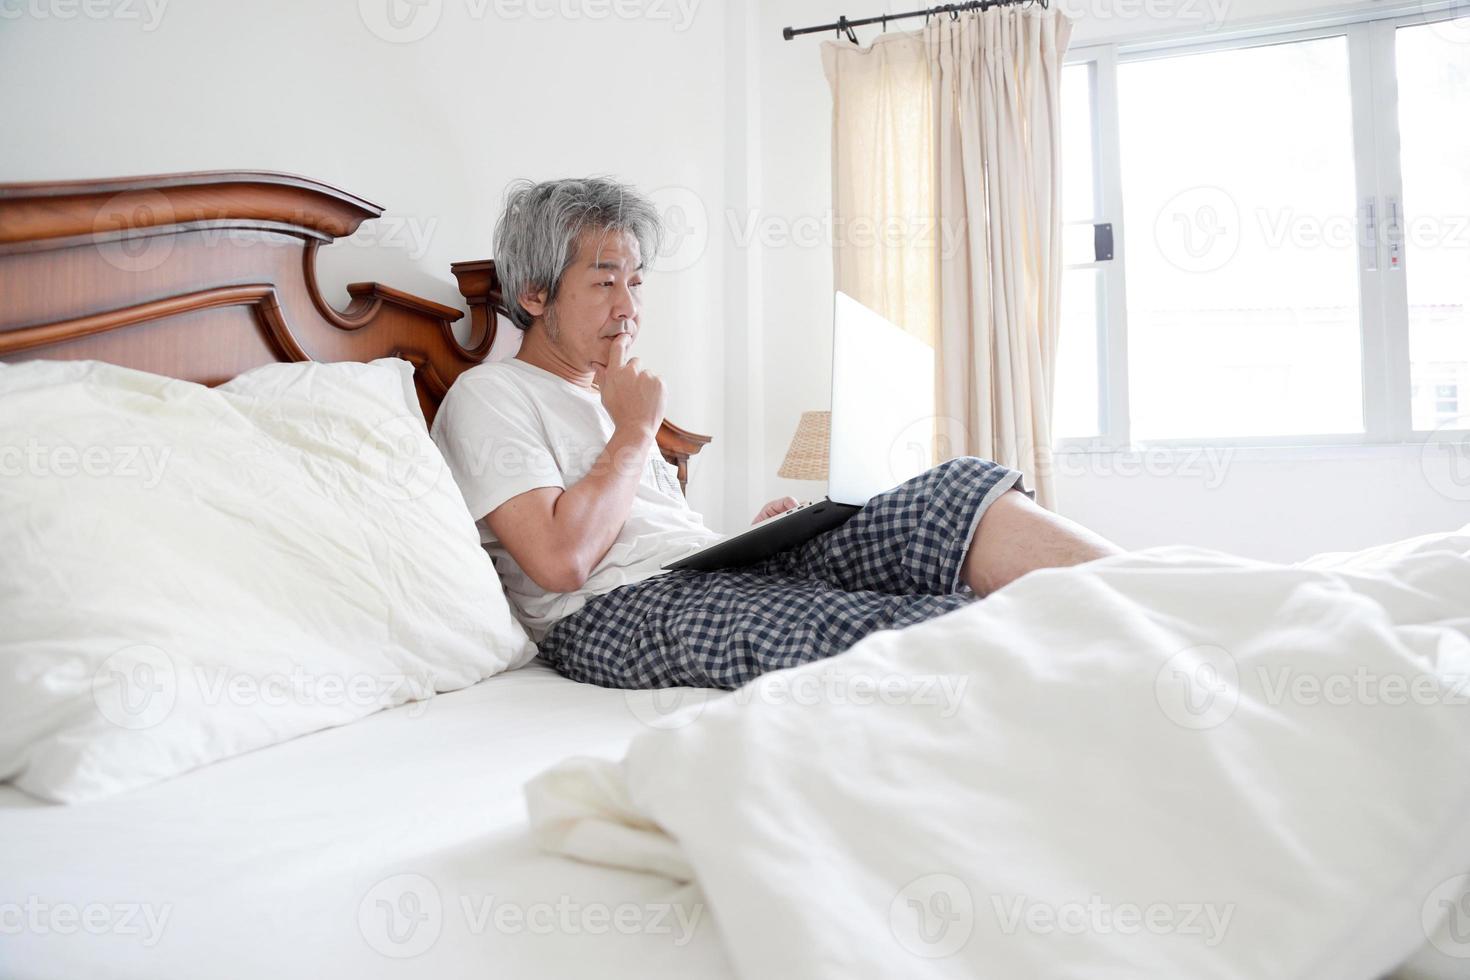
[{"xmin": 630, "ymin": 280, "xmax": 643, "ymax": 289}]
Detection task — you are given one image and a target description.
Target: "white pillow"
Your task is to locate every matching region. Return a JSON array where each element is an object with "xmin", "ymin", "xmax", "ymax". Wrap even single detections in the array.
[{"xmin": 0, "ymin": 357, "xmax": 535, "ymax": 803}]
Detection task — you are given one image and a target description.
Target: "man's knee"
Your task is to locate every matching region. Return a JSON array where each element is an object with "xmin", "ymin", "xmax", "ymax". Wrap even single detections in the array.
[{"xmin": 928, "ymin": 455, "xmax": 1017, "ymax": 493}]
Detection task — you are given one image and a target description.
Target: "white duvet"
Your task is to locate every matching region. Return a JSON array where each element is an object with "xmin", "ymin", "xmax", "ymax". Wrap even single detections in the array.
[{"xmin": 528, "ymin": 528, "xmax": 1470, "ymax": 979}]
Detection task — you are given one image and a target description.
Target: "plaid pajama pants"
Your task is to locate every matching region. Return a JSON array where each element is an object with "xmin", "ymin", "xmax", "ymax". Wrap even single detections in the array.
[{"xmin": 537, "ymin": 455, "xmax": 1025, "ymax": 690}]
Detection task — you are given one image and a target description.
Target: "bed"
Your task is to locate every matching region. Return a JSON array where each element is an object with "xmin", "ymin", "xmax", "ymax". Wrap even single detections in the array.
[
  {"xmin": 3, "ymin": 171, "xmax": 1469, "ymax": 980},
  {"xmin": 0, "ymin": 170, "xmax": 731, "ymax": 979},
  {"xmin": 0, "ymin": 663, "xmax": 734, "ymax": 978}
]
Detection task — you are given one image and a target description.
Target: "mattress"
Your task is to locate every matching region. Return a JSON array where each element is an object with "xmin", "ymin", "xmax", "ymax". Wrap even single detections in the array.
[{"xmin": 0, "ymin": 663, "xmax": 735, "ymax": 980}]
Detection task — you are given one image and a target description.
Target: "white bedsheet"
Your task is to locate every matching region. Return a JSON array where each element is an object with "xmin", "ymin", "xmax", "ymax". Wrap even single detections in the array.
[
  {"xmin": 0, "ymin": 664, "xmax": 733, "ymax": 980},
  {"xmin": 528, "ymin": 529, "xmax": 1470, "ymax": 980}
]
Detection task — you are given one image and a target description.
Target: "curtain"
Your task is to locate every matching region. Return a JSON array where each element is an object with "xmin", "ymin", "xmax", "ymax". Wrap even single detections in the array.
[{"xmin": 823, "ymin": 8, "xmax": 1073, "ymax": 508}]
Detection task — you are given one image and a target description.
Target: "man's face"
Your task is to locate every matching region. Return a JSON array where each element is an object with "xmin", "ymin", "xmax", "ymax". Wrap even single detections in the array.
[{"xmin": 536, "ymin": 228, "xmax": 643, "ymax": 384}]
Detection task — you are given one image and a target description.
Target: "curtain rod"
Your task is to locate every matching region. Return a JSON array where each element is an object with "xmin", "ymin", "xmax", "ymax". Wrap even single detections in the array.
[{"xmin": 781, "ymin": 0, "xmax": 1049, "ymax": 41}]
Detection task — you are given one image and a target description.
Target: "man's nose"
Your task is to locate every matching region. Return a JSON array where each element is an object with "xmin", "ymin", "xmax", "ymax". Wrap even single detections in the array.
[{"xmin": 609, "ymin": 280, "xmax": 638, "ymax": 321}]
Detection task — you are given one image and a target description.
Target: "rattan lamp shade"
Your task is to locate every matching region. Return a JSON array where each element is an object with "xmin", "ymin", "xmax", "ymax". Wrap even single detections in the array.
[{"xmin": 777, "ymin": 411, "xmax": 830, "ymax": 481}]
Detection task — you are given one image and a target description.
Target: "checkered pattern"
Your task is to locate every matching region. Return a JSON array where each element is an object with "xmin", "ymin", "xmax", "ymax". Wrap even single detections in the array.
[{"xmin": 537, "ymin": 456, "xmax": 1024, "ymax": 690}]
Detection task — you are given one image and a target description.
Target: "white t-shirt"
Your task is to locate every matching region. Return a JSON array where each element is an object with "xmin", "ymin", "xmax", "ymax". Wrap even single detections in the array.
[{"xmin": 431, "ymin": 358, "xmax": 723, "ymax": 642}]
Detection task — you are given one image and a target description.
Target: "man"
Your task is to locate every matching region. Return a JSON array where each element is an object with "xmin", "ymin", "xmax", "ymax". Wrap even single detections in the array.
[{"xmin": 432, "ymin": 177, "xmax": 1122, "ymax": 691}]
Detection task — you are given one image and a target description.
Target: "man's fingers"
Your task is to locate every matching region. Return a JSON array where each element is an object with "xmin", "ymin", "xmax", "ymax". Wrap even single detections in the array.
[
  {"xmin": 755, "ymin": 497, "xmax": 799, "ymax": 523},
  {"xmin": 608, "ymin": 333, "xmax": 631, "ymax": 369}
]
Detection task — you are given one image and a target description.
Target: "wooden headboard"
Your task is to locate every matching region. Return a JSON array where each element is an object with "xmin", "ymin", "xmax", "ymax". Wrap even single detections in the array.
[{"xmin": 0, "ymin": 170, "xmax": 708, "ymax": 492}]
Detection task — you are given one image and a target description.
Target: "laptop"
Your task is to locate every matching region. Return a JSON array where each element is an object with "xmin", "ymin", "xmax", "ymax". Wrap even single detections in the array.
[{"xmin": 663, "ymin": 290, "xmax": 935, "ymax": 572}]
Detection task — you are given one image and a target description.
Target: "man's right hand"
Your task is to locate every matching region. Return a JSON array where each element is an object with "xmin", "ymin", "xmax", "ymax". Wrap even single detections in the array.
[{"xmin": 598, "ymin": 334, "xmax": 666, "ymax": 437}]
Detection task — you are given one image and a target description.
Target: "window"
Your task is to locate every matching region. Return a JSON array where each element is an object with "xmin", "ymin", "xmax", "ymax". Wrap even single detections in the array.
[
  {"xmin": 1057, "ymin": 11, "xmax": 1470, "ymax": 449},
  {"xmin": 1117, "ymin": 37, "xmax": 1362, "ymax": 440},
  {"xmin": 1395, "ymin": 22, "xmax": 1470, "ymax": 433},
  {"xmin": 1056, "ymin": 62, "xmax": 1103, "ymax": 440}
]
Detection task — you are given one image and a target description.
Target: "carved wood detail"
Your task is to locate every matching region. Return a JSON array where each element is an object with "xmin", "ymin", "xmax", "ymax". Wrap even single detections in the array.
[
  {"xmin": 0, "ymin": 284, "xmax": 305, "ymax": 362},
  {"xmin": 0, "ymin": 170, "xmax": 713, "ymax": 495}
]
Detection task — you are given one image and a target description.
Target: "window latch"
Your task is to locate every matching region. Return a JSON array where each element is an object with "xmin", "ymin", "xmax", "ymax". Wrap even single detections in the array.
[{"xmin": 1386, "ymin": 196, "xmax": 1404, "ymax": 272}]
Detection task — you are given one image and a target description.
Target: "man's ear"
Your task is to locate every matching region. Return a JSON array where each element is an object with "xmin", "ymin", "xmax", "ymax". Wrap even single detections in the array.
[{"xmin": 519, "ymin": 286, "xmax": 550, "ymax": 319}]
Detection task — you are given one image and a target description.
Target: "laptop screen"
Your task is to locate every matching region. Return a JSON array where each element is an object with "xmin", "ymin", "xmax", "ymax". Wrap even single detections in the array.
[{"xmin": 827, "ymin": 291, "xmax": 937, "ymax": 507}]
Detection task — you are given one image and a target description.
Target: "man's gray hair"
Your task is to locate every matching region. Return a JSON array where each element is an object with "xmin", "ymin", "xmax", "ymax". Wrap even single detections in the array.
[{"xmin": 493, "ymin": 177, "xmax": 664, "ymax": 330}]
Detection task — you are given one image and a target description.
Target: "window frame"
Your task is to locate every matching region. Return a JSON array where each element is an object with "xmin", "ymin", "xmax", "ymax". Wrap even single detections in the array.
[
  {"xmin": 1057, "ymin": 52, "xmax": 1124, "ymax": 451},
  {"xmin": 1056, "ymin": 4, "xmax": 1470, "ymax": 455}
]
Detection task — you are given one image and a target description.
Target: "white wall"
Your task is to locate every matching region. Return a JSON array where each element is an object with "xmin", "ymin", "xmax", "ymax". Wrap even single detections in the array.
[
  {"xmin": 0, "ymin": 0, "xmax": 742, "ymax": 530},
  {"xmin": 750, "ymin": 0, "xmax": 1470, "ymax": 560},
  {"xmin": 5, "ymin": 0, "xmax": 1466, "ymax": 554}
]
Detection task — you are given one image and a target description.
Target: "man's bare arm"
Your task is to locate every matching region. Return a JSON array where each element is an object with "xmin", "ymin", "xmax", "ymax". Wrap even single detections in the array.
[
  {"xmin": 487, "ymin": 335, "xmax": 665, "ymax": 593},
  {"xmin": 487, "ymin": 423, "xmax": 655, "ymax": 593}
]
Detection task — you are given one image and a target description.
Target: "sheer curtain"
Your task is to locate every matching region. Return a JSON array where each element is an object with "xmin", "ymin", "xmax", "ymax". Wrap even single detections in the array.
[{"xmin": 823, "ymin": 7, "xmax": 1073, "ymax": 507}]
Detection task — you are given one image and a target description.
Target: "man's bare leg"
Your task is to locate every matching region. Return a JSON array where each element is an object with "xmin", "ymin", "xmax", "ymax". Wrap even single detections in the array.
[{"xmin": 962, "ymin": 490, "xmax": 1124, "ymax": 597}]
